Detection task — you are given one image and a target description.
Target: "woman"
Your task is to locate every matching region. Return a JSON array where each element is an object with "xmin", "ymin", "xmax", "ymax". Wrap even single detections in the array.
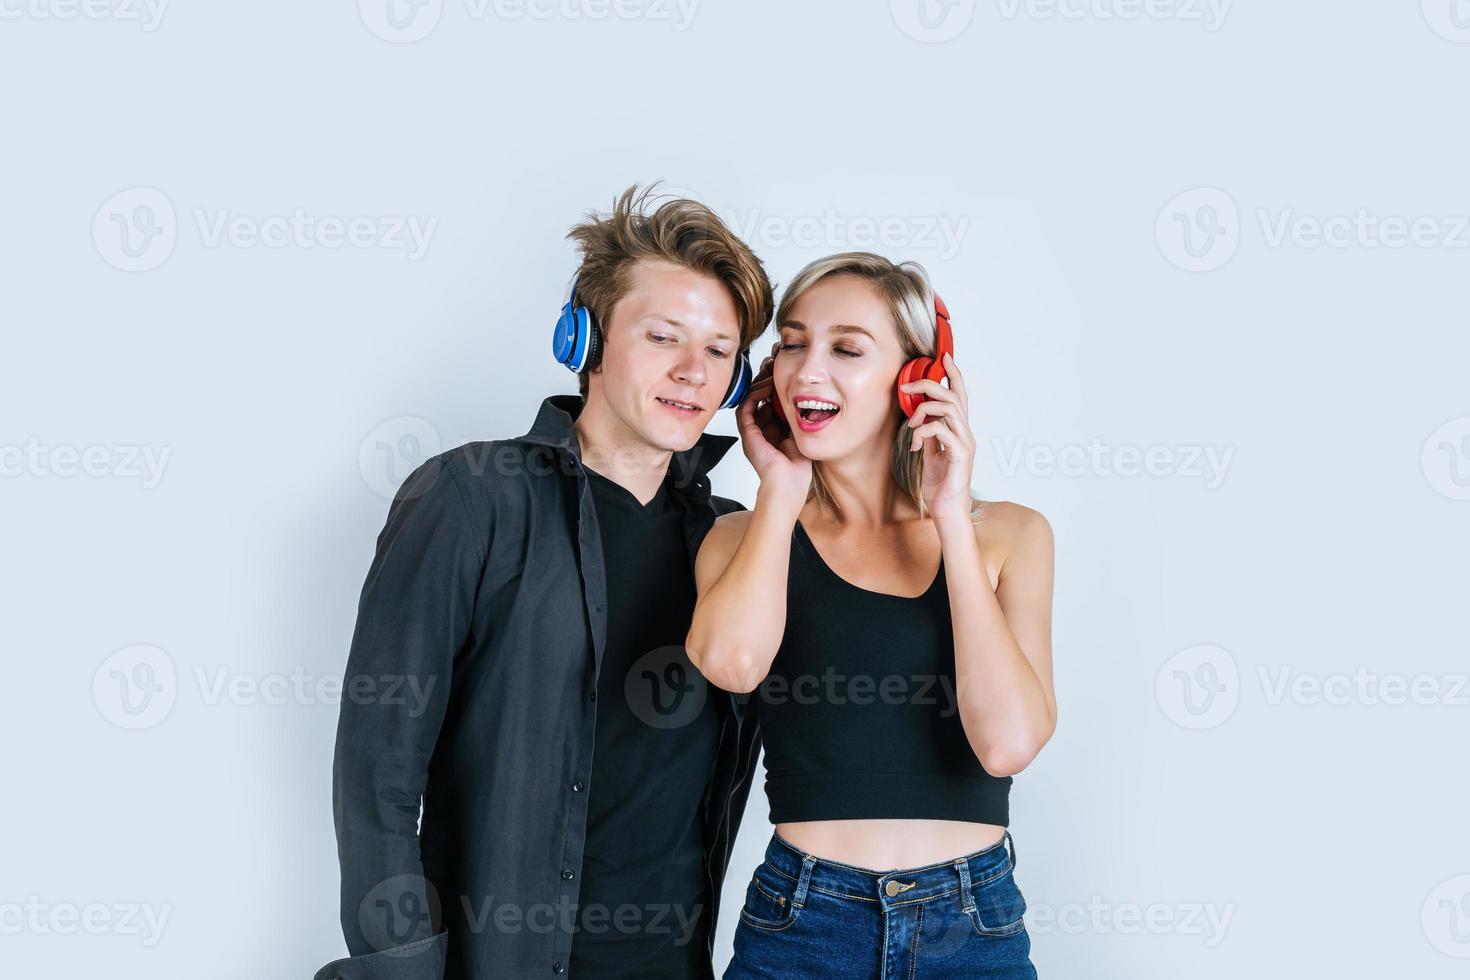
[{"xmin": 685, "ymin": 253, "xmax": 1056, "ymax": 978}]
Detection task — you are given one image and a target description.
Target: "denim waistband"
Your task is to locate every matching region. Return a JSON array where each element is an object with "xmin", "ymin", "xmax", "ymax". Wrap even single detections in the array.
[{"xmin": 762, "ymin": 829, "xmax": 1016, "ymax": 914}]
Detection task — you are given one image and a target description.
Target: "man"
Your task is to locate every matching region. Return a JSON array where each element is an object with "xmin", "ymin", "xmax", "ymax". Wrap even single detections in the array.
[{"xmin": 313, "ymin": 186, "xmax": 775, "ymax": 980}]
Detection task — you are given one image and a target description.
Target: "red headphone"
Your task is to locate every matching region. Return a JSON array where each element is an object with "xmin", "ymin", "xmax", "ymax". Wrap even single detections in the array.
[{"xmin": 773, "ymin": 293, "xmax": 953, "ymax": 423}]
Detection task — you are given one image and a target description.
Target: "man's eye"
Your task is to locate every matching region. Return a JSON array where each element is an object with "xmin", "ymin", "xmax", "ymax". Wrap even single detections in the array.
[
  {"xmin": 648, "ymin": 333, "xmax": 673, "ymax": 343},
  {"xmin": 708, "ymin": 348, "xmax": 730, "ymax": 358}
]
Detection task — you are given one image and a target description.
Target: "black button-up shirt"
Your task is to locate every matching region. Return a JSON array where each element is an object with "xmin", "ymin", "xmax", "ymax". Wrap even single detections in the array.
[{"xmin": 314, "ymin": 395, "xmax": 761, "ymax": 980}]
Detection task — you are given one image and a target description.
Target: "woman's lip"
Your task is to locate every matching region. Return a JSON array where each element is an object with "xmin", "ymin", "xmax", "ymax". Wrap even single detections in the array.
[{"xmin": 794, "ymin": 408, "xmax": 838, "ymax": 433}]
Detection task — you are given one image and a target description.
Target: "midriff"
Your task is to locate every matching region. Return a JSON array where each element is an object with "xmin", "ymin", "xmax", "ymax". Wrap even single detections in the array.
[{"xmin": 776, "ymin": 818, "xmax": 1006, "ymax": 871}]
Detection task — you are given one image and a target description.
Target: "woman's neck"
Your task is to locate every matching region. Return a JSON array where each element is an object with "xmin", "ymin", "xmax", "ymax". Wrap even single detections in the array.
[{"xmin": 809, "ymin": 444, "xmax": 919, "ymax": 530}]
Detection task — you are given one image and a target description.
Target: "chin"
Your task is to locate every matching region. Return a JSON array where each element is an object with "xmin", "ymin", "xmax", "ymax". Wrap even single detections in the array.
[
  {"xmin": 647, "ymin": 416, "xmax": 704, "ymax": 452},
  {"xmin": 790, "ymin": 434, "xmax": 843, "ymax": 461}
]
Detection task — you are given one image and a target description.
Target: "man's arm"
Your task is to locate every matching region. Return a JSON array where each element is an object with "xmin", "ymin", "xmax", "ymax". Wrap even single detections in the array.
[{"xmin": 325, "ymin": 451, "xmax": 487, "ymax": 975}]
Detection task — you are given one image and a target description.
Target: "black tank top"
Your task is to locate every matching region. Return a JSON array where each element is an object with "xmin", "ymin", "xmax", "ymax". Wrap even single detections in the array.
[{"xmin": 753, "ymin": 519, "xmax": 1012, "ymax": 826}]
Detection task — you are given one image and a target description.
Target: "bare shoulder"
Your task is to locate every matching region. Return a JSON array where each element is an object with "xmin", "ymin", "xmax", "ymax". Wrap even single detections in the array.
[{"xmin": 971, "ymin": 499, "xmax": 1053, "ymax": 574}]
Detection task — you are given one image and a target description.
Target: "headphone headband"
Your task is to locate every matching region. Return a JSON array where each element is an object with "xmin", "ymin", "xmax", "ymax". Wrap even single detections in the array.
[{"xmin": 932, "ymin": 292, "xmax": 953, "ymax": 364}]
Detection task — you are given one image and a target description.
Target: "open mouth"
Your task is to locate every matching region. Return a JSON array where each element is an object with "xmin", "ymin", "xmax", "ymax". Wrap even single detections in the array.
[
  {"xmin": 794, "ymin": 398, "xmax": 840, "ymax": 432},
  {"xmin": 656, "ymin": 396, "xmax": 700, "ymax": 416}
]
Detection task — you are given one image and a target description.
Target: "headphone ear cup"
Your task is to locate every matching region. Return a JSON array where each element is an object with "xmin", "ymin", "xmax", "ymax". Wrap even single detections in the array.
[
  {"xmin": 580, "ymin": 309, "xmax": 601, "ymax": 370},
  {"xmin": 552, "ymin": 306, "xmax": 577, "ymax": 370},
  {"xmin": 553, "ymin": 304, "xmax": 599, "ymax": 373},
  {"xmin": 896, "ymin": 357, "xmax": 932, "ymax": 417},
  {"xmin": 721, "ymin": 353, "xmax": 753, "ymax": 409}
]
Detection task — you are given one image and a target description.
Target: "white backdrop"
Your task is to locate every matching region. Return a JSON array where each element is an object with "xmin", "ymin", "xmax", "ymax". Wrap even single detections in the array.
[{"xmin": 3, "ymin": 1, "xmax": 1468, "ymax": 977}]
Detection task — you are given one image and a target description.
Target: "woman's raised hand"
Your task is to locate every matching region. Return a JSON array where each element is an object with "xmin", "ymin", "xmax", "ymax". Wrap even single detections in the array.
[
  {"xmin": 902, "ymin": 351, "xmax": 976, "ymax": 524},
  {"xmin": 736, "ymin": 342, "xmax": 812, "ymax": 511}
]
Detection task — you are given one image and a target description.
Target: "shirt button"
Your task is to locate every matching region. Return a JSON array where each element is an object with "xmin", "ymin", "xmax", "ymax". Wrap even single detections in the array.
[
  {"xmin": 553, "ymin": 962, "xmax": 565, "ymax": 974},
  {"xmin": 572, "ymin": 781, "xmax": 585, "ymax": 792},
  {"xmin": 561, "ymin": 868, "xmax": 575, "ymax": 880},
  {"xmin": 589, "ymin": 692, "xmax": 597, "ymax": 702}
]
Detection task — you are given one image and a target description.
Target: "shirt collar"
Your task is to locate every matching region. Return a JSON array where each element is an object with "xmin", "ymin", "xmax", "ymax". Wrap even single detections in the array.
[{"xmin": 517, "ymin": 394, "xmax": 738, "ymax": 487}]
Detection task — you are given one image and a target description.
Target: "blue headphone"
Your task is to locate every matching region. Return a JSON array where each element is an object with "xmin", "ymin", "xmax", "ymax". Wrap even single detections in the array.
[{"xmin": 552, "ymin": 275, "xmax": 753, "ymax": 410}]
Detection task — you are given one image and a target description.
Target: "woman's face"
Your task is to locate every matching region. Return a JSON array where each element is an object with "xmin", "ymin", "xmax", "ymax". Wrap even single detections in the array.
[{"xmin": 773, "ymin": 274, "xmax": 907, "ymax": 461}]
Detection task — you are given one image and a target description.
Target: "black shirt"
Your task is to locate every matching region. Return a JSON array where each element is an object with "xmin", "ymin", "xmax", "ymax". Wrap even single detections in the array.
[
  {"xmin": 316, "ymin": 395, "xmax": 761, "ymax": 980},
  {"xmin": 569, "ymin": 464, "xmax": 723, "ymax": 979},
  {"xmin": 755, "ymin": 519, "xmax": 1011, "ymax": 825}
]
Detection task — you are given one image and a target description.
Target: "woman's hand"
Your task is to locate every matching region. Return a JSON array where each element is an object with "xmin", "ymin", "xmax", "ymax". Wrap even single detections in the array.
[
  {"xmin": 902, "ymin": 351, "xmax": 976, "ymax": 524},
  {"xmin": 736, "ymin": 342, "xmax": 812, "ymax": 512}
]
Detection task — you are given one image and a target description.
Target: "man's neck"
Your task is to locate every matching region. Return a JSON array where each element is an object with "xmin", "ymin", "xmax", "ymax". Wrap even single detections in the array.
[{"xmin": 572, "ymin": 399, "xmax": 675, "ymax": 507}]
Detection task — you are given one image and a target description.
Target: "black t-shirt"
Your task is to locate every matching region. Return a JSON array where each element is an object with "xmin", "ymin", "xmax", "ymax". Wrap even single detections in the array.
[{"xmin": 569, "ymin": 464, "xmax": 723, "ymax": 979}]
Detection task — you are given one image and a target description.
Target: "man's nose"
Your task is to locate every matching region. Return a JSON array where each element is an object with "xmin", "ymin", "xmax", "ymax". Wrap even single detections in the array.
[{"xmin": 673, "ymin": 348, "xmax": 707, "ymax": 385}]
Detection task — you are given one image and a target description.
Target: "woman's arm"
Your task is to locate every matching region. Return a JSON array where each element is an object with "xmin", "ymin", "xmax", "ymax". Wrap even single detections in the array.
[
  {"xmin": 902, "ymin": 352, "xmax": 1057, "ymax": 777},
  {"xmin": 940, "ymin": 505, "xmax": 1056, "ymax": 777},
  {"xmin": 685, "ymin": 491, "xmax": 804, "ymax": 694},
  {"xmin": 686, "ymin": 349, "xmax": 810, "ymax": 694}
]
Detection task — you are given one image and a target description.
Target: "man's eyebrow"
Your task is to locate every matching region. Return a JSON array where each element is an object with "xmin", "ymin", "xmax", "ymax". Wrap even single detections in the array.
[
  {"xmin": 779, "ymin": 319, "xmax": 875, "ymax": 341},
  {"xmin": 646, "ymin": 315, "xmax": 735, "ymax": 342}
]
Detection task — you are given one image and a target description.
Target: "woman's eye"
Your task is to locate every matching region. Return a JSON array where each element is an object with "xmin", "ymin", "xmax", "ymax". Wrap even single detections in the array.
[
  {"xmin": 835, "ymin": 347, "xmax": 862, "ymax": 358},
  {"xmin": 649, "ymin": 333, "xmax": 673, "ymax": 343},
  {"xmin": 778, "ymin": 342, "xmax": 803, "ymax": 352},
  {"xmin": 707, "ymin": 348, "xmax": 730, "ymax": 358}
]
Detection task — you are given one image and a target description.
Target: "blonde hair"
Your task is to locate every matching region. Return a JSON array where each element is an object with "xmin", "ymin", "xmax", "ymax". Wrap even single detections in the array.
[
  {"xmin": 565, "ymin": 183, "xmax": 775, "ymax": 401},
  {"xmin": 775, "ymin": 252, "xmax": 981, "ymax": 523}
]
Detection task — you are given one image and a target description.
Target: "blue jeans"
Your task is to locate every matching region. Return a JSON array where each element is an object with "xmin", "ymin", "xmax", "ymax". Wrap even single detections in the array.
[{"xmin": 723, "ymin": 829, "xmax": 1037, "ymax": 979}]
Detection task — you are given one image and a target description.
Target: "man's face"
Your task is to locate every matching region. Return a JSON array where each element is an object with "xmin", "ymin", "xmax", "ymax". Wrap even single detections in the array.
[{"xmin": 587, "ymin": 258, "xmax": 741, "ymax": 452}]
